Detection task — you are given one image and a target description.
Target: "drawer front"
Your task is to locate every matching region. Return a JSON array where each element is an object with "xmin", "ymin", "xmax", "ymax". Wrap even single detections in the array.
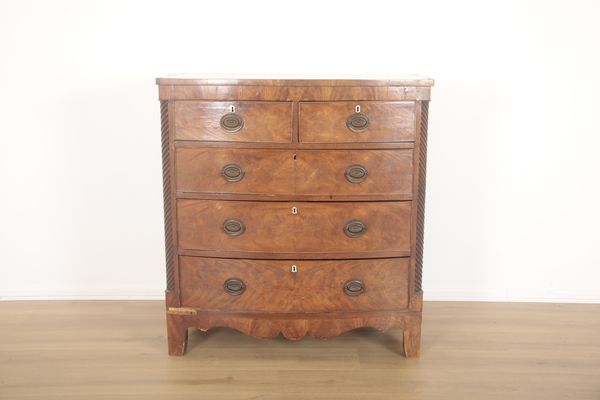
[
  {"xmin": 294, "ymin": 149, "xmax": 413, "ymax": 197},
  {"xmin": 177, "ymin": 200, "xmax": 411, "ymax": 256},
  {"xmin": 179, "ymin": 257, "xmax": 410, "ymax": 312},
  {"xmin": 176, "ymin": 148, "xmax": 413, "ymax": 198},
  {"xmin": 299, "ymin": 101, "xmax": 416, "ymax": 143},
  {"xmin": 174, "ymin": 101, "xmax": 293, "ymax": 142},
  {"xmin": 176, "ymin": 147, "xmax": 295, "ymax": 195}
]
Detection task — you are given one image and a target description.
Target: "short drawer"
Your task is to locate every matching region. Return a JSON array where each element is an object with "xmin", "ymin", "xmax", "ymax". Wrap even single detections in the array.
[
  {"xmin": 299, "ymin": 101, "xmax": 416, "ymax": 143},
  {"xmin": 177, "ymin": 200, "xmax": 411, "ymax": 257},
  {"xmin": 174, "ymin": 101, "xmax": 293, "ymax": 142},
  {"xmin": 179, "ymin": 257, "xmax": 410, "ymax": 312},
  {"xmin": 175, "ymin": 148, "xmax": 413, "ymax": 199}
]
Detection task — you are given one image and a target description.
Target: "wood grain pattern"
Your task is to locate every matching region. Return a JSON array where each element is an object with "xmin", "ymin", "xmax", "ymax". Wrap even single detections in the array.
[
  {"xmin": 156, "ymin": 74, "xmax": 435, "ymax": 87},
  {"xmin": 176, "ymin": 200, "xmax": 412, "ymax": 257},
  {"xmin": 294, "ymin": 149, "xmax": 413, "ymax": 198},
  {"xmin": 299, "ymin": 101, "xmax": 416, "ymax": 143},
  {"xmin": 174, "ymin": 101, "xmax": 293, "ymax": 142},
  {"xmin": 179, "ymin": 257, "xmax": 410, "ymax": 313},
  {"xmin": 3, "ymin": 301, "xmax": 600, "ymax": 400},
  {"xmin": 174, "ymin": 140, "xmax": 415, "ymax": 150},
  {"xmin": 175, "ymin": 148, "xmax": 413, "ymax": 199},
  {"xmin": 167, "ymin": 310, "xmax": 421, "ymax": 350},
  {"xmin": 159, "ymin": 85, "xmax": 432, "ymax": 101},
  {"xmin": 157, "ymin": 77, "xmax": 433, "ymax": 358},
  {"xmin": 176, "ymin": 147, "xmax": 295, "ymax": 195},
  {"xmin": 176, "ymin": 248, "xmax": 412, "ymax": 260}
]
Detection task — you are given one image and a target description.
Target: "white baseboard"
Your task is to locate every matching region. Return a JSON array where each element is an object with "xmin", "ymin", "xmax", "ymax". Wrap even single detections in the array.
[
  {"xmin": 0, "ymin": 290, "xmax": 164, "ymax": 301},
  {"xmin": 424, "ymin": 295, "xmax": 600, "ymax": 304},
  {"xmin": 0, "ymin": 294, "xmax": 164, "ymax": 301},
  {"xmin": 423, "ymin": 288, "xmax": 600, "ymax": 303}
]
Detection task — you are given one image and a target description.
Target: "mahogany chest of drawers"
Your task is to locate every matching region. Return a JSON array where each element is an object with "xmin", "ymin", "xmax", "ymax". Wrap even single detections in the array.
[{"xmin": 156, "ymin": 75, "xmax": 434, "ymax": 356}]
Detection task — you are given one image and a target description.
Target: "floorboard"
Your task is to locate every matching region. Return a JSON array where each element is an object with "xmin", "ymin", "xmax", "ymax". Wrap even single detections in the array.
[{"xmin": 0, "ymin": 301, "xmax": 598, "ymax": 399}]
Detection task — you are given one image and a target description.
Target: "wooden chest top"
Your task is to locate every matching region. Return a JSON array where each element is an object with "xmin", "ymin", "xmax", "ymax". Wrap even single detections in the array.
[{"xmin": 156, "ymin": 75, "xmax": 433, "ymax": 102}]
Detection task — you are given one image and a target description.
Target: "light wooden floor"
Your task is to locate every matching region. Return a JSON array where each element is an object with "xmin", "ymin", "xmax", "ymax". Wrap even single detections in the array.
[{"xmin": 1, "ymin": 301, "xmax": 599, "ymax": 400}]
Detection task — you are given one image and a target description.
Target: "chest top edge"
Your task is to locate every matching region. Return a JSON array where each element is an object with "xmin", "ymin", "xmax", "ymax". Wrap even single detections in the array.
[{"xmin": 155, "ymin": 74, "xmax": 435, "ymax": 87}]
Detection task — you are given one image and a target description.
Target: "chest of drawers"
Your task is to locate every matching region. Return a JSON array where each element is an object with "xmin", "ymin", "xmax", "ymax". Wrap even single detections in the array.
[{"xmin": 156, "ymin": 75, "xmax": 433, "ymax": 357}]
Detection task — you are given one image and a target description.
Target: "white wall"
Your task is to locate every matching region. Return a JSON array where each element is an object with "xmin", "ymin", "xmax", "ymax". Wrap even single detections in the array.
[{"xmin": 1, "ymin": 0, "xmax": 599, "ymax": 302}]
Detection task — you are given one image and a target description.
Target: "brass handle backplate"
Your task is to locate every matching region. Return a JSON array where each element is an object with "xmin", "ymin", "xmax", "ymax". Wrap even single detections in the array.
[
  {"xmin": 344, "ymin": 279, "xmax": 365, "ymax": 296},
  {"xmin": 346, "ymin": 112, "xmax": 370, "ymax": 133},
  {"xmin": 222, "ymin": 219, "xmax": 246, "ymax": 236},
  {"xmin": 344, "ymin": 220, "xmax": 367, "ymax": 237},
  {"xmin": 345, "ymin": 165, "xmax": 368, "ymax": 183},
  {"xmin": 220, "ymin": 113, "xmax": 244, "ymax": 133},
  {"xmin": 221, "ymin": 163, "xmax": 245, "ymax": 182},
  {"xmin": 224, "ymin": 278, "xmax": 246, "ymax": 295}
]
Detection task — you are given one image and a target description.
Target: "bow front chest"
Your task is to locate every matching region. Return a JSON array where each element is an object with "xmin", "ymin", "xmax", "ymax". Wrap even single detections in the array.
[{"xmin": 156, "ymin": 75, "xmax": 434, "ymax": 356}]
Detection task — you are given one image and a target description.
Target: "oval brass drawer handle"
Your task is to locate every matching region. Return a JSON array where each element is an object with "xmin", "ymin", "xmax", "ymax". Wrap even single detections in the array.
[
  {"xmin": 220, "ymin": 113, "xmax": 244, "ymax": 133},
  {"xmin": 345, "ymin": 165, "xmax": 368, "ymax": 183},
  {"xmin": 344, "ymin": 220, "xmax": 367, "ymax": 237},
  {"xmin": 221, "ymin": 163, "xmax": 245, "ymax": 182},
  {"xmin": 222, "ymin": 219, "xmax": 246, "ymax": 236},
  {"xmin": 346, "ymin": 112, "xmax": 370, "ymax": 133},
  {"xmin": 344, "ymin": 279, "xmax": 365, "ymax": 296},
  {"xmin": 224, "ymin": 278, "xmax": 246, "ymax": 295}
]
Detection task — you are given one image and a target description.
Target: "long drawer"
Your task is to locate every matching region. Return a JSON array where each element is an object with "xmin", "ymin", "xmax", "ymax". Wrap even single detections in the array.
[
  {"xmin": 179, "ymin": 257, "xmax": 410, "ymax": 313},
  {"xmin": 176, "ymin": 148, "xmax": 413, "ymax": 199},
  {"xmin": 177, "ymin": 200, "xmax": 412, "ymax": 258}
]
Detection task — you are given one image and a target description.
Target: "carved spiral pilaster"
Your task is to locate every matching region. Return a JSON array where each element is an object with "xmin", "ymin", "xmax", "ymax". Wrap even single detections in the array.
[
  {"xmin": 160, "ymin": 101, "xmax": 175, "ymax": 291},
  {"xmin": 415, "ymin": 101, "xmax": 429, "ymax": 293}
]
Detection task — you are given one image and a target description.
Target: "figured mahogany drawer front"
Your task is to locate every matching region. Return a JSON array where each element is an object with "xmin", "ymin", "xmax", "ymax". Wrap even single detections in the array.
[
  {"xmin": 174, "ymin": 101, "xmax": 293, "ymax": 142},
  {"xmin": 299, "ymin": 101, "xmax": 416, "ymax": 143},
  {"xmin": 176, "ymin": 147, "xmax": 294, "ymax": 195},
  {"xmin": 179, "ymin": 257, "xmax": 410, "ymax": 313},
  {"xmin": 177, "ymin": 200, "xmax": 411, "ymax": 257},
  {"xmin": 176, "ymin": 147, "xmax": 413, "ymax": 198}
]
